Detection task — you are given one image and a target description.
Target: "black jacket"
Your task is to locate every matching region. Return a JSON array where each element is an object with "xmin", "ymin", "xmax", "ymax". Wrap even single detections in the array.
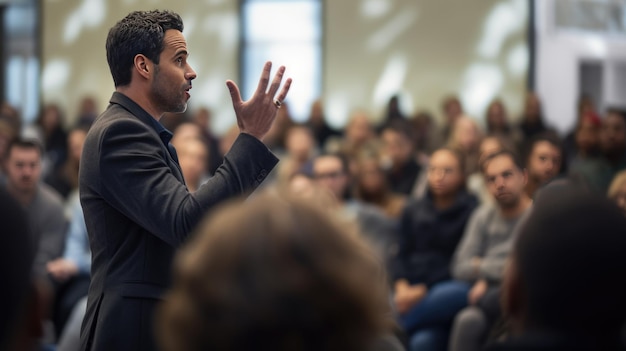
[
  {"xmin": 392, "ymin": 190, "xmax": 478, "ymax": 287},
  {"xmin": 79, "ymin": 93, "xmax": 278, "ymax": 351}
]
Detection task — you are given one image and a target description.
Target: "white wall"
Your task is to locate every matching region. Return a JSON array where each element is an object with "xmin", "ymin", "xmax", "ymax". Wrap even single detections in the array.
[{"xmin": 535, "ymin": 1, "xmax": 626, "ymax": 134}]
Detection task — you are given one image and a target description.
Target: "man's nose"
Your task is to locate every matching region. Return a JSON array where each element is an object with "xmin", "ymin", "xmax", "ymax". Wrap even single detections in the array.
[{"xmin": 186, "ymin": 65, "xmax": 197, "ymax": 81}]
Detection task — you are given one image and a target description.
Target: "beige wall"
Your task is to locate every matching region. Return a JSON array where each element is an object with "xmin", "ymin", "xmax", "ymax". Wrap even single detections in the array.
[
  {"xmin": 42, "ymin": 0, "xmax": 528, "ymax": 132},
  {"xmin": 42, "ymin": 0, "xmax": 239, "ymax": 132},
  {"xmin": 324, "ymin": 0, "xmax": 528, "ymax": 128}
]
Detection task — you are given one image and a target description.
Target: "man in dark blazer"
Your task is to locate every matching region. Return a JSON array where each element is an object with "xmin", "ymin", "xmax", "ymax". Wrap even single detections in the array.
[{"xmin": 79, "ymin": 10, "xmax": 291, "ymax": 351}]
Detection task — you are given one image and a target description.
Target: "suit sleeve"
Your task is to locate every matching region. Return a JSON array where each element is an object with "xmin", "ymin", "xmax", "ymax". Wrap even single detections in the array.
[{"xmin": 99, "ymin": 118, "xmax": 278, "ymax": 247}]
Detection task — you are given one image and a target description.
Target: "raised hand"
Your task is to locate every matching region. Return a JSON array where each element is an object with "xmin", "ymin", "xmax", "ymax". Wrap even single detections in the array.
[{"xmin": 226, "ymin": 61, "xmax": 292, "ymax": 140}]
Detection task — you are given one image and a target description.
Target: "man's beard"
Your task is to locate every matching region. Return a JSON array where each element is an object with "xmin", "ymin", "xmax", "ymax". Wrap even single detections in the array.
[{"xmin": 150, "ymin": 66, "xmax": 187, "ymax": 114}]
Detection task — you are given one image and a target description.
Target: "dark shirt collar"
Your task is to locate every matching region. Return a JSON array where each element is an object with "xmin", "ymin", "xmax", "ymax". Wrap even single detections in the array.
[{"xmin": 109, "ymin": 92, "xmax": 173, "ymax": 146}]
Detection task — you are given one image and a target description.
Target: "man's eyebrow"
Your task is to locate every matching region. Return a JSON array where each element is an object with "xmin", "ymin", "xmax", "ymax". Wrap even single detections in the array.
[{"xmin": 172, "ymin": 49, "xmax": 189, "ymax": 58}]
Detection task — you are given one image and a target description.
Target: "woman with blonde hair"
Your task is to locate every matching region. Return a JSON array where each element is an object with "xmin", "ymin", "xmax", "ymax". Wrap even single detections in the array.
[{"xmin": 447, "ymin": 116, "xmax": 483, "ymax": 175}]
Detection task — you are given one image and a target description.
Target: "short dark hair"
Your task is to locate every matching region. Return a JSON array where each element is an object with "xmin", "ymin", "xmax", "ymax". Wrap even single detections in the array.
[
  {"xmin": 5, "ymin": 138, "xmax": 43, "ymax": 161},
  {"xmin": 514, "ymin": 186, "xmax": 626, "ymax": 336},
  {"xmin": 480, "ymin": 149, "xmax": 524, "ymax": 174},
  {"xmin": 381, "ymin": 120, "xmax": 416, "ymax": 145},
  {"xmin": 314, "ymin": 152, "xmax": 350, "ymax": 175},
  {"xmin": 106, "ymin": 10, "xmax": 184, "ymax": 87}
]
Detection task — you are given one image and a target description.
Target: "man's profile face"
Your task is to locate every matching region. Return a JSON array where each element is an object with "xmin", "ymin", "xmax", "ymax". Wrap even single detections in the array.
[
  {"xmin": 150, "ymin": 29, "xmax": 196, "ymax": 114},
  {"xmin": 5, "ymin": 146, "xmax": 42, "ymax": 194},
  {"xmin": 527, "ymin": 141, "xmax": 561, "ymax": 185},
  {"xmin": 313, "ymin": 156, "xmax": 348, "ymax": 200},
  {"xmin": 484, "ymin": 155, "xmax": 527, "ymax": 208}
]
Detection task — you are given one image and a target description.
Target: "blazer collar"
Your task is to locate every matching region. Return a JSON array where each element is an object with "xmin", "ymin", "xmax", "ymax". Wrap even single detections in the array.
[{"xmin": 109, "ymin": 92, "xmax": 173, "ymax": 146}]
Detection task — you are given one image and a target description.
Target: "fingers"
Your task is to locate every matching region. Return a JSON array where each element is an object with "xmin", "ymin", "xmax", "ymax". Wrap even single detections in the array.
[
  {"xmin": 226, "ymin": 80, "xmax": 243, "ymax": 106},
  {"xmin": 267, "ymin": 66, "xmax": 285, "ymax": 97},
  {"xmin": 255, "ymin": 61, "xmax": 272, "ymax": 95},
  {"xmin": 275, "ymin": 78, "xmax": 292, "ymax": 102}
]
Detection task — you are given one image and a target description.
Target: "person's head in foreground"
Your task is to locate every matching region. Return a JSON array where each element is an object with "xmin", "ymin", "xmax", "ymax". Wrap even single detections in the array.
[
  {"xmin": 157, "ymin": 192, "xmax": 389, "ymax": 351},
  {"xmin": 500, "ymin": 185, "xmax": 626, "ymax": 350},
  {"xmin": 0, "ymin": 188, "xmax": 42, "ymax": 351}
]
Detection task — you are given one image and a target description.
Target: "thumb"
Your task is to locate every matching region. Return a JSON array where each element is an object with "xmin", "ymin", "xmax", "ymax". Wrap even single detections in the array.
[{"xmin": 226, "ymin": 80, "xmax": 243, "ymax": 106}]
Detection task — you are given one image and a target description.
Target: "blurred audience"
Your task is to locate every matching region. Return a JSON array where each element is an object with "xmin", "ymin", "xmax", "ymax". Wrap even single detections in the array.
[
  {"xmin": 447, "ymin": 116, "xmax": 483, "ymax": 176},
  {"xmin": 276, "ymin": 125, "xmax": 316, "ymax": 186},
  {"xmin": 449, "ymin": 150, "xmax": 532, "ymax": 351},
  {"xmin": 263, "ymin": 101, "xmax": 294, "ymax": 153},
  {"xmin": 339, "ymin": 110, "xmax": 376, "ymax": 159},
  {"xmin": 354, "ymin": 147, "xmax": 407, "ymax": 219},
  {"xmin": 312, "ymin": 153, "xmax": 395, "ymax": 263},
  {"xmin": 522, "ymin": 133, "xmax": 563, "ymax": 199},
  {"xmin": 381, "ymin": 121, "xmax": 423, "ymax": 196},
  {"xmin": 437, "ymin": 96, "xmax": 464, "ymax": 148},
  {"xmin": 45, "ymin": 126, "xmax": 88, "ymax": 199},
  {"xmin": 572, "ymin": 108, "xmax": 626, "ymax": 192},
  {"xmin": 175, "ymin": 137, "xmax": 209, "ymax": 193},
  {"xmin": 306, "ymin": 98, "xmax": 340, "ymax": 148},
  {"xmin": 32, "ymin": 104, "xmax": 69, "ymax": 176},
  {"xmin": 156, "ymin": 192, "xmax": 396, "ymax": 351},
  {"xmin": 484, "ymin": 99, "xmax": 523, "ymax": 150},
  {"xmin": 518, "ymin": 92, "xmax": 551, "ymax": 141},
  {"xmin": 191, "ymin": 107, "xmax": 222, "ymax": 175},
  {"xmin": 2, "ymin": 138, "xmax": 67, "ymax": 279},
  {"xmin": 75, "ymin": 96, "xmax": 99, "ymax": 129},
  {"xmin": 393, "ymin": 148, "xmax": 478, "ymax": 351}
]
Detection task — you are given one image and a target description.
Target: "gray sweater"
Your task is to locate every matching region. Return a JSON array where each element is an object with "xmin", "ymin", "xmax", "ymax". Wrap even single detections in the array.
[{"xmin": 452, "ymin": 204, "xmax": 531, "ymax": 283}]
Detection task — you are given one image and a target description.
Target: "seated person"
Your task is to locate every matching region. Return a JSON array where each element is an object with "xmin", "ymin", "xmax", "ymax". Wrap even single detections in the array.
[
  {"xmin": 392, "ymin": 148, "xmax": 478, "ymax": 351},
  {"xmin": 449, "ymin": 150, "xmax": 532, "ymax": 351},
  {"xmin": 156, "ymin": 191, "xmax": 399, "ymax": 351},
  {"xmin": 522, "ymin": 133, "xmax": 563, "ymax": 199},
  {"xmin": 488, "ymin": 185, "xmax": 626, "ymax": 350}
]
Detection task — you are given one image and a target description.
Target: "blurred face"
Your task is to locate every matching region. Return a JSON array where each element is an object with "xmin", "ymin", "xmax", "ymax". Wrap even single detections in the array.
[
  {"xmin": 453, "ymin": 118, "xmax": 480, "ymax": 151},
  {"xmin": 600, "ymin": 113, "xmax": 626, "ymax": 154},
  {"xmin": 178, "ymin": 139, "xmax": 207, "ymax": 186},
  {"xmin": 527, "ymin": 141, "xmax": 562, "ymax": 185},
  {"xmin": 525, "ymin": 93, "xmax": 541, "ymax": 121},
  {"xmin": 576, "ymin": 118, "xmax": 599, "ymax": 153},
  {"xmin": 382, "ymin": 129, "xmax": 413, "ymax": 166},
  {"xmin": 358, "ymin": 159, "xmax": 386, "ymax": 195},
  {"xmin": 286, "ymin": 127, "xmax": 314, "ymax": 161},
  {"xmin": 428, "ymin": 150, "xmax": 464, "ymax": 197},
  {"xmin": 484, "ymin": 155, "xmax": 527, "ymax": 208},
  {"xmin": 150, "ymin": 30, "xmax": 196, "ymax": 114},
  {"xmin": 5, "ymin": 146, "xmax": 42, "ymax": 194},
  {"xmin": 444, "ymin": 99, "xmax": 462, "ymax": 124},
  {"xmin": 313, "ymin": 156, "xmax": 348, "ymax": 200},
  {"xmin": 68, "ymin": 129, "xmax": 87, "ymax": 163},
  {"xmin": 487, "ymin": 102, "xmax": 507, "ymax": 130},
  {"xmin": 42, "ymin": 106, "xmax": 61, "ymax": 132},
  {"xmin": 346, "ymin": 113, "xmax": 373, "ymax": 145}
]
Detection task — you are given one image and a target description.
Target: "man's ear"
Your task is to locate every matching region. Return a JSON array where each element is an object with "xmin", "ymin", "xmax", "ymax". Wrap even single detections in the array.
[
  {"xmin": 501, "ymin": 256, "xmax": 526, "ymax": 334},
  {"xmin": 134, "ymin": 54, "xmax": 152, "ymax": 80}
]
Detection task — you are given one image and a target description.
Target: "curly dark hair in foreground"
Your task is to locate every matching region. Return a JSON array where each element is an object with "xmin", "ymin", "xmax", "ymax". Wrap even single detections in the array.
[{"xmin": 157, "ymin": 192, "xmax": 390, "ymax": 351}]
